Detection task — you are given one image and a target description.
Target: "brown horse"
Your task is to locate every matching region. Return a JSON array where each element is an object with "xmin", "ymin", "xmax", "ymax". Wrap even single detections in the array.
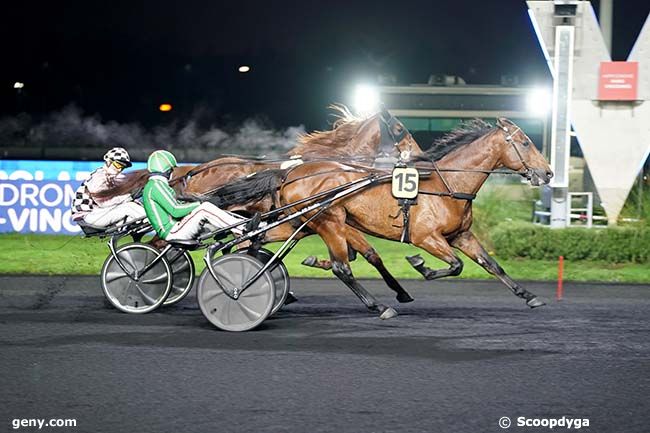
[{"xmin": 260, "ymin": 118, "xmax": 553, "ymax": 318}]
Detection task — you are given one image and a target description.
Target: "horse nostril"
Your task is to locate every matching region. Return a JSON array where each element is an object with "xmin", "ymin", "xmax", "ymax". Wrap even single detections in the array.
[{"xmin": 546, "ymin": 171, "xmax": 553, "ymax": 178}]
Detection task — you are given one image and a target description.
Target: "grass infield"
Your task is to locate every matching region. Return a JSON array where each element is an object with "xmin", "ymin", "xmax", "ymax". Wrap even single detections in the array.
[{"xmin": 1, "ymin": 233, "xmax": 649, "ymax": 283}]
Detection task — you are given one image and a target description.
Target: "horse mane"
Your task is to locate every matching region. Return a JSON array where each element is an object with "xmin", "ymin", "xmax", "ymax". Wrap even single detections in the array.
[
  {"xmin": 202, "ymin": 169, "xmax": 286, "ymax": 208},
  {"xmin": 415, "ymin": 119, "xmax": 495, "ymax": 162},
  {"xmin": 287, "ymin": 105, "xmax": 373, "ymax": 157},
  {"xmin": 93, "ymin": 169, "xmax": 150, "ymax": 199}
]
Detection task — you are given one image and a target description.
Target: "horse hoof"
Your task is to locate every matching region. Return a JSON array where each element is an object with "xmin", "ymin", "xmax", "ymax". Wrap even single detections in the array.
[
  {"xmin": 301, "ymin": 256, "xmax": 317, "ymax": 267},
  {"xmin": 526, "ymin": 297, "xmax": 546, "ymax": 308},
  {"xmin": 396, "ymin": 292, "xmax": 414, "ymax": 303},
  {"xmin": 405, "ymin": 254, "xmax": 424, "ymax": 267},
  {"xmin": 284, "ymin": 292, "xmax": 298, "ymax": 305},
  {"xmin": 379, "ymin": 307, "xmax": 398, "ymax": 320},
  {"xmin": 424, "ymin": 271, "xmax": 437, "ymax": 280}
]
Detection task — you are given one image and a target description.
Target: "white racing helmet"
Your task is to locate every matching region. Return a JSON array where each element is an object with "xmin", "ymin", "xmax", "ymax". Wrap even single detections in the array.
[{"xmin": 103, "ymin": 147, "xmax": 132, "ymax": 168}]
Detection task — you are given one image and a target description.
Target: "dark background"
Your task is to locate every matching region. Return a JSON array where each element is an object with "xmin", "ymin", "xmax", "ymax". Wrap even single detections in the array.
[{"xmin": 1, "ymin": 0, "xmax": 648, "ymax": 129}]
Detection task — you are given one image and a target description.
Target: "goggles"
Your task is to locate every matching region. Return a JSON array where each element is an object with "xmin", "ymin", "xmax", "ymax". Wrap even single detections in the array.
[{"xmin": 111, "ymin": 160, "xmax": 127, "ymax": 170}]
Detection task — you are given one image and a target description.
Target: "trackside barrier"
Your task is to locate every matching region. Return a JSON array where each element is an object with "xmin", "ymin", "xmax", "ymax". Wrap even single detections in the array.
[{"xmin": 567, "ymin": 192, "xmax": 593, "ymax": 228}]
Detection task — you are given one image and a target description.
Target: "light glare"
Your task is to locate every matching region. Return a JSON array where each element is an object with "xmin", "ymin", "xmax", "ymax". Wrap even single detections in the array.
[
  {"xmin": 526, "ymin": 88, "xmax": 552, "ymax": 117},
  {"xmin": 159, "ymin": 103, "xmax": 173, "ymax": 112},
  {"xmin": 13, "ymin": 82, "xmax": 24, "ymax": 89},
  {"xmin": 238, "ymin": 65, "xmax": 251, "ymax": 73},
  {"xmin": 353, "ymin": 84, "xmax": 380, "ymax": 116}
]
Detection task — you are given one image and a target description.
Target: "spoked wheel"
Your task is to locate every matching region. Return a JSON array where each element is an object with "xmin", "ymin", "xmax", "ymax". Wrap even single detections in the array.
[
  {"xmin": 101, "ymin": 243, "xmax": 172, "ymax": 314},
  {"xmin": 197, "ymin": 254, "xmax": 275, "ymax": 332},
  {"xmin": 238, "ymin": 247, "xmax": 290, "ymax": 315},
  {"xmin": 163, "ymin": 248, "xmax": 195, "ymax": 306}
]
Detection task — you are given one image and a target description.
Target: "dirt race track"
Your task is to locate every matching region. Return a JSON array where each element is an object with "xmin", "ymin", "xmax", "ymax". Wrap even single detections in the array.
[{"xmin": 1, "ymin": 276, "xmax": 649, "ymax": 433}]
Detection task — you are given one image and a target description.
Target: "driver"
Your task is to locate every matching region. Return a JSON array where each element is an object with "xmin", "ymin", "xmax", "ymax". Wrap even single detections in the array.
[
  {"xmin": 142, "ymin": 150, "xmax": 254, "ymax": 241},
  {"xmin": 71, "ymin": 147, "xmax": 146, "ymax": 228}
]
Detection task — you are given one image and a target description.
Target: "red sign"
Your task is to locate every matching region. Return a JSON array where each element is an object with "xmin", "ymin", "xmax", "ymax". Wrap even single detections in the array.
[{"xmin": 598, "ymin": 62, "xmax": 638, "ymax": 101}]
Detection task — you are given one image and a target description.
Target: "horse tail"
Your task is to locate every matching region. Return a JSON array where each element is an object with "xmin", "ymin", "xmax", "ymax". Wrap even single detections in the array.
[
  {"xmin": 202, "ymin": 169, "xmax": 286, "ymax": 208},
  {"xmin": 93, "ymin": 169, "xmax": 150, "ymax": 199}
]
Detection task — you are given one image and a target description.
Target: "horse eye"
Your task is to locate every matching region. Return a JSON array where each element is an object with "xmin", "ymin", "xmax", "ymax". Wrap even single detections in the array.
[{"xmin": 523, "ymin": 140, "xmax": 530, "ymax": 147}]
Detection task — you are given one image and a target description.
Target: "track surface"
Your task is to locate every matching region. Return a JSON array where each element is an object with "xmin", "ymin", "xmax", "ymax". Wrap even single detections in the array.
[{"xmin": 1, "ymin": 276, "xmax": 649, "ymax": 433}]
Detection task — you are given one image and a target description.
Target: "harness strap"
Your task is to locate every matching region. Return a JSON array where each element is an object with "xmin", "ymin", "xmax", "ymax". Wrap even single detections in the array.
[
  {"xmin": 418, "ymin": 190, "xmax": 476, "ymax": 201},
  {"xmin": 431, "ymin": 160, "xmax": 455, "ymax": 195},
  {"xmin": 170, "ymin": 155, "xmax": 379, "ymax": 186},
  {"xmin": 398, "ymin": 199, "xmax": 415, "ymax": 243},
  {"xmin": 280, "ymin": 167, "xmax": 370, "ymax": 188}
]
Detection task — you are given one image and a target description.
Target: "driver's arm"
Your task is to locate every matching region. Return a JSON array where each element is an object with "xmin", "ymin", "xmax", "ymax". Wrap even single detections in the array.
[{"xmin": 152, "ymin": 182, "xmax": 199, "ymax": 219}]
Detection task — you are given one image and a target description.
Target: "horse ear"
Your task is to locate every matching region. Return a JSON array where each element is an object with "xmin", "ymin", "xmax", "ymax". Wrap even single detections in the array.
[
  {"xmin": 497, "ymin": 117, "xmax": 514, "ymax": 127},
  {"xmin": 379, "ymin": 103, "xmax": 390, "ymax": 120}
]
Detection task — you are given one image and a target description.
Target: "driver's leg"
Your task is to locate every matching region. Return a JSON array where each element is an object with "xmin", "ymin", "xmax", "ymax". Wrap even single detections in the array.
[
  {"xmin": 84, "ymin": 202, "xmax": 145, "ymax": 227},
  {"xmin": 166, "ymin": 202, "xmax": 247, "ymax": 241}
]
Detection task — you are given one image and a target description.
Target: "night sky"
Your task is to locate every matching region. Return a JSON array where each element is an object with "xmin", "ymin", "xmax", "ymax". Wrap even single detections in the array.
[{"xmin": 2, "ymin": 0, "xmax": 648, "ymax": 129}]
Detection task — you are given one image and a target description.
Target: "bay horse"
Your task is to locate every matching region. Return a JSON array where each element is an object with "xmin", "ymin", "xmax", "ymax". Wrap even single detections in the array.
[{"xmin": 236, "ymin": 118, "xmax": 553, "ymax": 319}]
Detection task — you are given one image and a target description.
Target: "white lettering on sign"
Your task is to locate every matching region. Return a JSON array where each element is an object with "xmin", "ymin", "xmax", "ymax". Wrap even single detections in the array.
[
  {"xmin": 40, "ymin": 184, "xmax": 63, "ymax": 207},
  {"xmin": 40, "ymin": 208, "xmax": 61, "ymax": 232},
  {"xmin": 0, "ymin": 182, "xmax": 76, "ymax": 207},
  {"xmin": 7, "ymin": 170, "xmax": 45, "ymax": 181},
  {"xmin": 75, "ymin": 171, "xmax": 91, "ymax": 181},
  {"xmin": 1, "ymin": 180, "xmax": 81, "ymax": 234},
  {"xmin": 0, "ymin": 184, "xmax": 19, "ymax": 206},
  {"xmin": 8, "ymin": 209, "xmax": 30, "ymax": 231},
  {"xmin": 62, "ymin": 210, "xmax": 81, "ymax": 233},
  {"xmin": 5, "ymin": 207, "xmax": 80, "ymax": 233},
  {"xmin": 22, "ymin": 183, "xmax": 39, "ymax": 206}
]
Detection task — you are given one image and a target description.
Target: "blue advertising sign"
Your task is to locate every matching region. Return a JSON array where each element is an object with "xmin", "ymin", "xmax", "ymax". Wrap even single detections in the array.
[
  {"xmin": 0, "ymin": 180, "xmax": 81, "ymax": 234},
  {"xmin": 0, "ymin": 160, "xmax": 146, "ymax": 234}
]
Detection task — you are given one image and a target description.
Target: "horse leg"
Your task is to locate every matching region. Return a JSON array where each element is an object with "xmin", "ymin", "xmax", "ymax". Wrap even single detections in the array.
[
  {"xmin": 451, "ymin": 231, "xmax": 545, "ymax": 308},
  {"xmin": 302, "ymin": 244, "xmax": 356, "ymax": 270},
  {"xmin": 340, "ymin": 227, "xmax": 414, "ymax": 303},
  {"xmin": 409, "ymin": 234, "xmax": 464, "ymax": 280},
  {"xmin": 312, "ymin": 220, "xmax": 398, "ymax": 319}
]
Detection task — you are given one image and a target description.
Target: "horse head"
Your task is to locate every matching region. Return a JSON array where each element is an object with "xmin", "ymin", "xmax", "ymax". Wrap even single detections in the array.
[
  {"xmin": 495, "ymin": 118, "xmax": 553, "ymax": 186},
  {"xmin": 290, "ymin": 105, "xmax": 421, "ymax": 160}
]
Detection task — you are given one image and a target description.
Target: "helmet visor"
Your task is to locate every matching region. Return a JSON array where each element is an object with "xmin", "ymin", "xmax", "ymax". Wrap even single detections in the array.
[{"xmin": 111, "ymin": 160, "xmax": 127, "ymax": 170}]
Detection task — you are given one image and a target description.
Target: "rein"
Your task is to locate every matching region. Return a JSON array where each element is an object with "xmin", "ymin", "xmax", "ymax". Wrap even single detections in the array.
[
  {"xmin": 169, "ymin": 155, "xmax": 379, "ymax": 186},
  {"xmin": 408, "ymin": 124, "xmax": 535, "ymax": 199},
  {"xmin": 170, "ymin": 109, "xmax": 409, "ymax": 187}
]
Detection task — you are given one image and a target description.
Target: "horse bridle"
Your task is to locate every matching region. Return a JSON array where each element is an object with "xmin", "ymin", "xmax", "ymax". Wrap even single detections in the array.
[
  {"xmin": 498, "ymin": 124, "xmax": 534, "ymax": 179},
  {"xmin": 378, "ymin": 107, "xmax": 410, "ymax": 158}
]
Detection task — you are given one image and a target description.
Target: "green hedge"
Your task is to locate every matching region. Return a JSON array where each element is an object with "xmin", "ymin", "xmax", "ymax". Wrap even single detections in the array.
[{"xmin": 491, "ymin": 223, "xmax": 650, "ymax": 263}]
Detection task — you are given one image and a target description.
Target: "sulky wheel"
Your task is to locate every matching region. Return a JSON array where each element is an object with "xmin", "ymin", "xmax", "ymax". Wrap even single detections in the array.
[
  {"xmin": 238, "ymin": 248, "xmax": 290, "ymax": 315},
  {"xmin": 162, "ymin": 248, "xmax": 195, "ymax": 306},
  {"xmin": 101, "ymin": 243, "xmax": 172, "ymax": 314},
  {"xmin": 197, "ymin": 254, "xmax": 275, "ymax": 332}
]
